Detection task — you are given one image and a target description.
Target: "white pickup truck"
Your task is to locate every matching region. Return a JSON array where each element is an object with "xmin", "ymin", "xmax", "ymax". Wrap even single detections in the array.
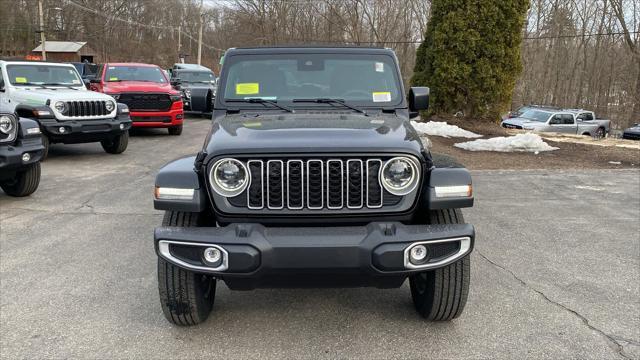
[
  {"xmin": 0, "ymin": 60, "xmax": 132, "ymax": 158},
  {"xmin": 501, "ymin": 108, "xmax": 610, "ymax": 138}
]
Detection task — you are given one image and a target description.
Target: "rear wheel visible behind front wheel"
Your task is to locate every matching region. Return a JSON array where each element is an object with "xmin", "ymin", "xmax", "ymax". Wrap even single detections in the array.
[
  {"xmin": 157, "ymin": 211, "xmax": 216, "ymax": 326},
  {"xmin": 409, "ymin": 208, "xmax": 471, "ymax": 321},
  {"xmin": 101, "ymin": 131, "xmax": 129, "ymax": 154}
]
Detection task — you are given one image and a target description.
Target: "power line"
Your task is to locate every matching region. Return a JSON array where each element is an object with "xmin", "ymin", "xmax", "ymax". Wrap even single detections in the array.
[{"xmin": 64, "ymin": 0, "xmax": 226, "ymax": 52}]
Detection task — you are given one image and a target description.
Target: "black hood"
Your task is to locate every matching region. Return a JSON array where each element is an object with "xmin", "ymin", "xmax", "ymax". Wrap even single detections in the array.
[
  {"xmin": 203, "ymin": 113, "xmax": 425, "ymax": 158},
  {"xmin": 179, "ymin": 82, "xmax": 215, "ymax": 90}
]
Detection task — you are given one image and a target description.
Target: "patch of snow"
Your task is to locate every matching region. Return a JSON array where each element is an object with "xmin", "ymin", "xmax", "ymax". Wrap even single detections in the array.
[
  {"xmin": 608, "ymin": 161, "xmax": 622, "ymax": 165},
  {"xmin": 454, "ymin": 133, "xmax": 559, "ymax": 152},
  {"xmin": 411, "ymin": 121, "xmax": 482, "ymax": 138},
  {"xmin": 575, "ymin": 185, "xmax": 605, "ymax": 191}
]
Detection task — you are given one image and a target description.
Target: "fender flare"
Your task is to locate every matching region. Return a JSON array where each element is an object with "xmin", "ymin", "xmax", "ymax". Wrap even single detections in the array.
[
  {"xmin": 154, "ymin": 155, "xmax": 207, "ymax": 212},
  {"xmin": 422, "ymin": 167, "xmax": 474, "ymax": 210}
]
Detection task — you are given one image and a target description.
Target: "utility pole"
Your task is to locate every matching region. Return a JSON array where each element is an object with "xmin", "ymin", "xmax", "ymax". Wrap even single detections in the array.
[
  {"xmin": 197, "ymin": 0, "xmax": 204, "ymax": 65},
  {"xmin": 177, "ymin": 25, "xmax": 182, "ymax": 63},
  {"xmin": 38, "ymin": 0, "xmax": 46, "ymax": 61}
]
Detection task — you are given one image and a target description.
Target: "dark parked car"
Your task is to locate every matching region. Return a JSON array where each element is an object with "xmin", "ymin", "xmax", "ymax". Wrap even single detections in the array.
[
  {"xmin": 153, "ymin": 47, "xmax": 475, "ymax": 326},
  {"xmin": 622, "ymin": 123, "xmax": 640, "ymax": 140},
  {"xmin": 170, "ymin": 64, "xmax": 217, "ymax": 114},
  {"xmin": 0, "ymin": 113, "xmax": 44, "ymax": 196}
]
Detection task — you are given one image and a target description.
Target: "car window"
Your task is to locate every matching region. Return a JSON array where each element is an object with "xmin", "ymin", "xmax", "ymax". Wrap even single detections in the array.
[
  {"xmin": 562, "ymin": 114, "xmax": 575, "ymax": 124},
  {"xmin": 577, "ymin": 113, "xmax": 585, "ymax": 121},
  {"xmin": 550, "ymin": 114, "xmax": 563, "ymax": 124},
  {"xmin": 104, "ymin": 65, "xmax": 166, "ymax": 83},
  {"xmin": 584, "ymin": 112, "xmax": 594, "ymax": 121}
]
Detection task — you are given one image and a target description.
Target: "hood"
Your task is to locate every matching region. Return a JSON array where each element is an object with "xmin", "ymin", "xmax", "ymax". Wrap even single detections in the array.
[
  {"xmin": 103, "ymin": 81, "xmax": 178, "ymax": 94},
  {"xmin": 11, "ymin": 87, "xmax": 115, "ymax": 106},
  {"xmin": 204, "ymin": 113, "xmax": 425, "ymax": 158},
  {"xmin": 179, "ymin": 82, "xmax": 216, "ymax": 90},
  {"xmin": 502, "ymin": 117, "xmax": 544, "ymax": 127}
]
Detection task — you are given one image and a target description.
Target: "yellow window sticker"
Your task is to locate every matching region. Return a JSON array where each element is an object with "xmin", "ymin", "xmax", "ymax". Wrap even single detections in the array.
[
  {"xmin": 15, "ymin": 77, "xmax": 27, "ymax": 83},
  {"xmin": 372, "ymin": 91, "xmax": 391, "ymax": 102},
  {"xmin": 109, "ymin": 77, "xmax": 118, "ymax": 81},
  {"xmin": 243, "ymin": 121, "xmax": 262, "ymax": 128},
  {"xmin": 236, "ymin": 83, "xmax": 259, "ymax": 95}
]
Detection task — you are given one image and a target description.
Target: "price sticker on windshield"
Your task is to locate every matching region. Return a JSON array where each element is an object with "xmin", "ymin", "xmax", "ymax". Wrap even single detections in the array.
[
  {"xmin": 375, "ymin": 62, "xmax": 384, "ymax": 72},
  {"xmin": 236, "ymin": 83, "xmax": 260, "ymax": 95},
  {"xmin": 15, "ymin": 77, "xmax": 27, "ymax": 83},
  {"xmin": 372, "ymin": 91, "xmax": 391, "ymax": 102},
  {"xmin": 109, "ymin": 77, "xmax": 118, "ymax": 81}
]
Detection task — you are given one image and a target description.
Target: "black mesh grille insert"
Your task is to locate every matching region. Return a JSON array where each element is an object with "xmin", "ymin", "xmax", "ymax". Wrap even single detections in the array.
[
  {"xmin": 287, "ymin": 161, "xmax": 303, "ymax": 208},
  {"xmin": 307, "ymin": 160, "xmax": 323, "ymax": 209},
  {"xmin": 347, "ymin": 160, "xmax": 363, "ymax": 208},
  {"xmin": 327, "ymin": 160, "xmax": 343, "ymax": 208},
  {"xmin": 118, "ymin": 93, "xmax": 172, "ymax": 111},
  {"xmin": 248, "ymin": 161, "xmax": 263, "ymax": 208},
  {"xmin": 367, "ymin": 160, "xmax": 382, "ymax": 207},
  {"xmin": 267, "ymin": 161, "xmax": 283, "ymax": 208}
]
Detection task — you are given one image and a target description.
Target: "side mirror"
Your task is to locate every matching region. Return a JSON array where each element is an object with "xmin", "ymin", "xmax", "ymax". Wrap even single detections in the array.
[
  {"xmin": 89, "ymin": 78, "xmax": 100, "ymax": 84},
  {"xmin": 409, "ymin": 87, "xmax": 429, "ymax": 114},
  {"xmin": 170, "ymin": 78, "xmax": 180, "ymax": 86}
]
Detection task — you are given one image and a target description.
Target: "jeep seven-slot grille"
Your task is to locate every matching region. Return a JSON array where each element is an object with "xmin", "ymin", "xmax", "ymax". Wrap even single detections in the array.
[
  {"xmin": 118, "ymin": 93, "xmax": 172, "ymax": 111},
  {"xmin": 236, "ymin": 158, "xmax": 402, "ymax": 210},
  {"xmin": 64, "ymin": 100, "xmax": 110, "ymax": 117}
]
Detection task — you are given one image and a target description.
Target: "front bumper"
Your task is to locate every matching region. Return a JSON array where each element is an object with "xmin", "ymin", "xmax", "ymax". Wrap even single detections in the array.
[
  {"xmin": 154, "ymin": 222, "xmax": 475, "ymax": 290},
  {"xmin": 130, "ymin": 107, "xmax": 183, "ymax": 128},
  {"xmin": 40, "ymin": 115, "xmax": 132, "ymax": 144},
  {"xmin": 0, "ymin": 137, "xmax": 44, "ymax": 174}
]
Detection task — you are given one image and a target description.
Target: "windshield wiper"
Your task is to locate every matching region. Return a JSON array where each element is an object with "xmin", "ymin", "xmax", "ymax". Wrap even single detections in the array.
[
  {"xmin": 42, "ymin": 83, "xmax": 79, "ymax": 90},
  {"xmin": 293, "ymin": 98, "xmax": 368, "ymax": 116},
  {"xmin": 227, "ymin": 98, "xmax": 294, "ymax": 113}
]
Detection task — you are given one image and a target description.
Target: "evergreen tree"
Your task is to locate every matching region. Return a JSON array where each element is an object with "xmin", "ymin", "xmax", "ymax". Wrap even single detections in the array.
[{"xmin": 412, "ymin": 0, "xmax": 529, "ymax": 120}]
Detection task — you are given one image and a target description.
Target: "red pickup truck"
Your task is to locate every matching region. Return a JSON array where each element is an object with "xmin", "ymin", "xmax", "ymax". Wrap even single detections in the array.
[{"xmin": 90, "ymin": 63, "xmax": 184, "ymax": 135}]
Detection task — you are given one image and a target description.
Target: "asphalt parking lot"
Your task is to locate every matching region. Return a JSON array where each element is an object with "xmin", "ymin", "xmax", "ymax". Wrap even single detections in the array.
[{"xmin": 1, "ymin": 116, "xmax": 639, "ymax": 359}]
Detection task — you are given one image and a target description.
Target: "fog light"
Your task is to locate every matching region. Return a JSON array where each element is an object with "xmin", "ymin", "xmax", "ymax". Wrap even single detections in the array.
[
  {"xmin": 119, "ymin": 123, "xmax": 125, "ymax": 130},
  {"xmin": 22, "ymin": 153, "xmax": 31, "ymax": 162},
  {"xmin": 409, "ymin": 245, "xmax": 428, "ymax": 264},
  {"xmin": 203, "ymin": 247, "xmax": 222, "ymax": 266},
  {"xmin": 59, "ymin": 126, "xmax": 66, "ymax": 133}
]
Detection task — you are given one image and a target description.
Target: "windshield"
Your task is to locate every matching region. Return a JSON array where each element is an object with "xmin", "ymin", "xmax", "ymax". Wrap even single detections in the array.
[
  {"xmin": 176, "ymin": 71, "xmax": 215, "ymax": 83},
  {"xmin": 6, "ymin": 64, "xmax": 82, "ymax": 86},
  {"xmin": 105, "ymin": 65, "xmax": 167, "ymax": 83},
  {"xmin": 520, "ymin": 109, "xmax": 552, "ymax": 122},
  {"xmin": 221, "ymin": 53, "xmax": 402, "ymax": 107}
]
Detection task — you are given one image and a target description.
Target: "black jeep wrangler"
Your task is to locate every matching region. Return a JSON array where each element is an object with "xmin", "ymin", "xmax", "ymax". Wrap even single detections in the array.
[
  {"xmin": 0, "ymin": 113, "xmax": 44, "ymax": 196},
  {"xmin": 153, "ymin": 47, "xmax": 475, "ymax": 325}
]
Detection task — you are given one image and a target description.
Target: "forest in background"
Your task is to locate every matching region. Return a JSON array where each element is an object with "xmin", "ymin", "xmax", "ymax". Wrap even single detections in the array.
[{"xmin": 1, "ymin": 0, "xmax": 638, "ymax": 127}]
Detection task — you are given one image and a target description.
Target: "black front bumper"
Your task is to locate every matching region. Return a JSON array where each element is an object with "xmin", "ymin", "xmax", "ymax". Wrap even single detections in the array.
[
  {"xmin": 154, "ymin": 222, "xmax": 475, "ymax": 290},
  {"xmin": 39, "ymin": 115, "xmax": 132, "ymax": 144},
  {"xmin": 0, "ymin": 137, "xmax": 44, "ymax": 176}
]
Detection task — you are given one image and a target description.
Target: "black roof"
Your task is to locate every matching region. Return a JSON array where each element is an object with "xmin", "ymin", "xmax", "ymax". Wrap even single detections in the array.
[{"xmin": 225, "ymin": 46, "xmax": 395, "ymax": 55}]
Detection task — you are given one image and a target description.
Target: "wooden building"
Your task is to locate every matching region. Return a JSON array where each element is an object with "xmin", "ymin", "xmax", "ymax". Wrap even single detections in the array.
[{"xmin": 30, "ymin": 41, "xmax": 98, "ymax": 63}]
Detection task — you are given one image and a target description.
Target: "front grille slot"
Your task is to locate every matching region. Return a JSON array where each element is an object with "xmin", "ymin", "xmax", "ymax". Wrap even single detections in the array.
[
  {"xmin": 267, "ymin": 160, "xmax": 284, "ymax": 209},
  {"xmin": 238, "ymin": 157, "xmax": 402, "ymax": 211},
  {"xmin": 64, "ymin": 100, "xmax": 109, "ymax": 117}
]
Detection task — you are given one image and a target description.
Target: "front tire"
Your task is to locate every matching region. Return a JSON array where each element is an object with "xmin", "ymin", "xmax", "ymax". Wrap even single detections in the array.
[
  {"xmin": 101, "ymin": 131, "xmax": 129, "ymax": 154},
  {"xmin": 409, "ymin": 209, "xmax": 470, "ymax": 321},
  {"xmin": 168, "ymin": 125, "xmax": 183, "ymax": 135},
  {"xmin": 41, "ymin": 135, "xmax": 50, "ymax": 160},
  {"xmin": 0, "ymin": 162, "xmax": 41, "ymax": 197},
  {"xmin": 158, "ymin": 211, "xmax": 216, "ymax": 326}
]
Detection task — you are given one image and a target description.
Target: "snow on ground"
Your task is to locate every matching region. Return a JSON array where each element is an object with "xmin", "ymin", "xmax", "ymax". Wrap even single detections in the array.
[
  {"xmin": 454, "ymin": 133, "xmax": 559, "ymax": 152},
  {"xmin": 411, "ymin": 121, "xmax": 482, "ymax": 138}
]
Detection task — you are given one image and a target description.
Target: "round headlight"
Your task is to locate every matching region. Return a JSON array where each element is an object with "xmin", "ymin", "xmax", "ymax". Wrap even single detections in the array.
[
  {"xmin": 54, "ymin": 101, "xmax": 66, "ymax": 113},
  {"xmin": 380, "ymin": 156, "xmax": 420, "ymax": 196},
  {"xmin": 209, "ymin": 158, "xmax": 249, "ymax": 197},
  {"xmin": 105, "ymin": 100, "xmax": 116, "ymax": 112},
  {"xmin": 0, "ymin": 115, "xmax": 15, "ymax": 134}
]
